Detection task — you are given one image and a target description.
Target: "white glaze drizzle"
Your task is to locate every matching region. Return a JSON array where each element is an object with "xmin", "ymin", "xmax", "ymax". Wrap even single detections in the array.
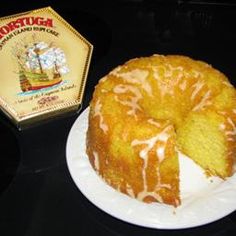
[
  {"xmin": 192, "ymin": 70, "xmax": 202, "ymax": 78},
  {"xmin": 191, "ymin": 81, "xmax": 205, "ymax": 100},
  {"xmin": 131, "ymin": 126, "xmax": 171, "ymax": 162},
  {"xmin": 126, "ymin": 183, "xmax": 135, "ymax": 198},
  {"xmin": 101, "ymin": 89, "xmax": 108, "ymax": 93},
  {"xmin": 131, "ymin": 126, "xmax": 172, "ymax": 202},
  {"xmin": 137, "ymin": 190, "xmax": 163, "ymax": 202},
  {"xmin": 111, "ymin": 67, "xmax": 152, "ymax": 96},
  {"xmin": 222, "ymin": 81, "xmax": 233, "ymax": 87},
  {"xmin": 218, "ymin": 111, "xmax": 227, "ymax": 115},
  {"xmin": 109, "ymin": 66, "xmax": 122, "ymax": 76},
  {"xmin": 179, "ymin": 79, "xmax": 187, "ymax": 91},
  {"xmin": 192, "ymin": 90, "xmax": 212, "ymax": 111},
  {"xmin": 152, "ymin": 67, "xmax": 160, "ymax": 81},
  {"xmin": 153, "ymin": 53, "xmax": 165, "ymax": 57},
  {"xmin": 99, "ymin": 76, "xmax": 108, "ymax": 83},
  {"xmin": 157, "ymin": 146, "xmax": 166, "ymax": 163},
  {"xmin": 113, "ymin": 84, "xmax": 142, "ymax": 117},
  {"xmin": 105, "ymin": 158, "xmax": 109, "ymax": 165},
  {"xmin": 175, "ymin": 198, "xmax": 181, "ymax": 207},
  {"xmin": 93, "ymin": 151, "xmax": 100, "ymax": 172},
  {"xmin": 160, "ymin": 81, "xmax": 174, "ymax": 97},
  {"xmin": 94, "ymin": 99, "xmax": 109, "ymax": 134},
  {"xmin": 166, "ymin": 64, "xmax": 184, "ymax": 76},
  {"xmin": 152, "ymin": 65, "xmax": 184, "ymax": 97},
  {"xmin": 147, "ymin": 118, "xmax": 161, "ymax": 128},
  {"xmin": 226, "ymin": 117, "xmax": 236, "ymax": 137},
  {"xmin": 219, "ymin": 123, "xmax": 226, "ymax": 131},
  {"xmin": 159, "ymin": 64, "xmax": 184, "ymax": 78}
]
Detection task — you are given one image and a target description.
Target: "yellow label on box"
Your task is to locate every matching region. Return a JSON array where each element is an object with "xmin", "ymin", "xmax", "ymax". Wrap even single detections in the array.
[{"xmin": 0, "ymin": 7, "xmax": 93, "ymax": 127}]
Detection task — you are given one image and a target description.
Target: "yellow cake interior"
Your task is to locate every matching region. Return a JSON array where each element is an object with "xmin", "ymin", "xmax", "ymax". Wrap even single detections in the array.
[{"xmin": 177, "ymin": 111, "xmax": 231, "ymax": 178}]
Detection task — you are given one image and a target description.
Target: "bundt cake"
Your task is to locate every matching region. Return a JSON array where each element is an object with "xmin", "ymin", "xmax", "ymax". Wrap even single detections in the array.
[{"xmin": 86, "ymin": 55, "xmax": 236, "ymax": 207}]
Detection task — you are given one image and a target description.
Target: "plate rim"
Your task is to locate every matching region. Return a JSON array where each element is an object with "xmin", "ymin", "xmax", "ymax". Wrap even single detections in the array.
[{"xmin": 66, "ymin": 107, "xmax": 236, "ymax": 230}]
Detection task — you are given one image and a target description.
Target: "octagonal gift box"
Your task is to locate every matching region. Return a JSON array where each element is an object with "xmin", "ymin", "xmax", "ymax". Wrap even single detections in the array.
[{"xmin": 0, "ymin": 7, "xmax": 93, "ymax": 129}]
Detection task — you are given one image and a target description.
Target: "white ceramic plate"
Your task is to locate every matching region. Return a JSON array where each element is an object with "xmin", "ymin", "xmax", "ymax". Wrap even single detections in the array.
[{"xmin": 66, "ymin": 107, "xmax": 236, "ymax": 229}]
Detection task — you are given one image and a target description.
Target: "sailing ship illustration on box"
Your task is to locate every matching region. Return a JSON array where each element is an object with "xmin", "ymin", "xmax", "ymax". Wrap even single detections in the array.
[{"xmin": 13, "ymin": 40, "xmax": 69, "ymax": 92}]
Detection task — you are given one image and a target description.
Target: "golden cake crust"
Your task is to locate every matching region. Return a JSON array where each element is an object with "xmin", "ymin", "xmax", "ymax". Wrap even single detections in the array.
[{"xmin": 86, "ymin": 55, "xmax": 236, "ymax": 207}]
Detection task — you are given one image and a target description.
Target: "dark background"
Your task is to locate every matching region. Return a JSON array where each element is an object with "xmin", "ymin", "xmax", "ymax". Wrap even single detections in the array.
[{"xmin": 1, "ymin": 0, "xmax": 236, "ymax": 235}]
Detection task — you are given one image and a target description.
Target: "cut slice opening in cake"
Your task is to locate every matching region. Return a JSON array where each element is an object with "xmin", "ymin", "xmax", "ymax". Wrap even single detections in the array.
[{"xmin": 177, "ymin": 111, "xmax": 231, "ymax": 178}]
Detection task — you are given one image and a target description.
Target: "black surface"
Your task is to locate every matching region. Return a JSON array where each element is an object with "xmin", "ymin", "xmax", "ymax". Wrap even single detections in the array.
[{"xmin": 1, "ymin": 1, "xmax": 236, "ymax": 235}]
